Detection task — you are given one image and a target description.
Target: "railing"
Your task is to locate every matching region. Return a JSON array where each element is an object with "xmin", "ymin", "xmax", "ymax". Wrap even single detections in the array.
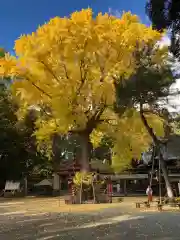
[
  {"xmin": 167, "ymin": 168, "xmax": 180, "ymax": 174},
  {"xmin": 127, "ymin": 168, "xmax": 150, "ymax": 174}
]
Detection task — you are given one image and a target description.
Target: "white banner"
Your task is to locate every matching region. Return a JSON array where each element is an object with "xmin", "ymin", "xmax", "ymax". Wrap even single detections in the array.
[{"xmin": 5, "ymin": 181, "xmax": 20, "ymax": 190}]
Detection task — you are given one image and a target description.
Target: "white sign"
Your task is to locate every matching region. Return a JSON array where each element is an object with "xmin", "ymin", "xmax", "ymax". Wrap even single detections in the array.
[{"xmin": 5, "ymin": 181, "xmax": 20, "ymax": 191}]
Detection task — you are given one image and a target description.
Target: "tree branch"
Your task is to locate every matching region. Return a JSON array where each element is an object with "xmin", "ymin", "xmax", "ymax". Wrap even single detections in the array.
[
  {"xmin": 95, "ymin": 52, "xmax": 105, "ymax": 83},
  {"xmin": 139, "ymin": 102, "xmax": 158, "ymax": 144},
  {"xmin": 73, "ymin": 40, "xmax": 89, "ymax": 98},
  {"xmin": 75, "ymin": 59, "xmax": 87, "ymax": 97},
  {"xmin": 62, "ymin": 62, "xmax": 70, "ymax": 80},
  {"xmin": 94, "ymin": 104, "xmax": 106, "ymax": 122},
  {"xmin": 85, "ymin": 104, "xmax": 106, "ymax": 134},
  {"xmin": 98, "ymin": 118, "xmax": 117, "ymax": 124},
  {"xmin": 39, "ymin": 60, "xmax": 61, "ymax": 84},
  {"xmin": 26, "ymin": 75, "xmax": 52, "ymax": 99}
]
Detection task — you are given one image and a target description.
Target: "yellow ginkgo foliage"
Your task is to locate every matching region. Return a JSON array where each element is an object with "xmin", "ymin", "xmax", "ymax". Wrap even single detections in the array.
[
  {"xmin": 73, "ymin": 171, "xmax": 93, "ymax": 187},
  {"xmin": 111, "ymin": 109, "xmax": 164, "ymax": 172},
  {"xmin": 0, "ymin": 9, "xmax": 164, "ymax": 171}
]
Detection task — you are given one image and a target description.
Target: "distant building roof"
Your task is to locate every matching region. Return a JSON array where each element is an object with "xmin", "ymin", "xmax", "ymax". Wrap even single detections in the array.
[
  {"xmin": 142, "ymin": 134, "xmax": 180, "ymax": 164},
  {"xmin": 165, "ymin": 134, "xmax": 180, "ymax": 159},
  {"xmin": 34, "ymin": 179, "xmax": 52, "ymax": 187}
]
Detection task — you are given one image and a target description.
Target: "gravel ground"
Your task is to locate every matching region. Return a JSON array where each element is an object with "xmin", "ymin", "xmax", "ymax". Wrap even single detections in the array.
[
  {"xmin": 0, "ymin": 207, "xmax": 180, "ymax": 239},
  {"xmin": 0, "ymin": 198, "xmax": 180, "ymax": 239}
]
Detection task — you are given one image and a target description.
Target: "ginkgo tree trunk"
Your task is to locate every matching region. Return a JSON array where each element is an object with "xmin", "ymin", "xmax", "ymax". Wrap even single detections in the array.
[
  {"xmin": 79, "ymin": 132, "xmax": 91, "ymax": 171},
  {"xmin": 0, "ymin": 9, "xmax": 165, "ymax": 172}
]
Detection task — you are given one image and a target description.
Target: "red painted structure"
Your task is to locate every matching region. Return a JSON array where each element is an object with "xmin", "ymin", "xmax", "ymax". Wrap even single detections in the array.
[{"xmin": 107, "ymin": 183, "xmax": 113, "ymax": 196}]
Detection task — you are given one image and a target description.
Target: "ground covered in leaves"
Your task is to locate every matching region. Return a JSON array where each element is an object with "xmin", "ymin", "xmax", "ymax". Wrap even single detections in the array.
[{"xmin": 0, "ymin": 197, "xmax": 179, "ymax": 239}]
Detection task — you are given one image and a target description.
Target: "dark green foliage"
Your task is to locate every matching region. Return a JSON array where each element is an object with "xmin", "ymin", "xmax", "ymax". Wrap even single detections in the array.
[
  {"xmin": 0, "ymin": 48, "xmax": 6, "ymax": 58},
  {"xmin": 146, "ymin": 0, "xmax": 180, "ymax": 59},
  {"xmin": 0, "ymin": 84, "xmax": 50, "ymax": 183},
  {"xmin": 114, "ymin": 45, "xmax": 175, "ymax": 112},
  {"xmin": 52, "ymin": 132, "xmax": 114, "ymax": 165},
  {"xmin": 93, "ymin": 136, "xmax": 113, "ymax": 163},
  {"xmin": 52, "ymin": 133, "xmax": 82, "ymax": 163}
]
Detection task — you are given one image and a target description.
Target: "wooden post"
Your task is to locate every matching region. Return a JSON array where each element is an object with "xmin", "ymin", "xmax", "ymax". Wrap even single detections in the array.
[
  {"xmin": 92, "ymin": 180, "xmax": 96, "ymax": 203},
  {"xmin": 80, "ymin": 175, "xmax": 83, "ymax": 204},
  {"xmin": 119, "ymin": 180, "xmax": 121, "ymax": 194},
  {"xmin": 124, "ymin": 180, "xmax": 127, "ymax": 196},
  {"xmin": 24, "ymin": 176, "xmax": 28, "ymax": 196},
  {"xmin": 59, "ymin": 176, "xmax": 61, "ymax": 207}
]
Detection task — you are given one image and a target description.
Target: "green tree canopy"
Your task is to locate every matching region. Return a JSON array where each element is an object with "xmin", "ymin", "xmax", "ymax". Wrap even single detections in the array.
[
  {"xmin": 0, "ymin": 85, "xmax": 50, "ymax": 182},
  {"xmin": 146, "ymin": 0, "xmax": 180, "ymax": 60}
]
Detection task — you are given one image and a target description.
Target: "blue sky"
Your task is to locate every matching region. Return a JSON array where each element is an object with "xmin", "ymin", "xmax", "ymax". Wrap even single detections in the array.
[{"xmin": 0, "ymin": 0, "xmax": 148, "ymax": 53}]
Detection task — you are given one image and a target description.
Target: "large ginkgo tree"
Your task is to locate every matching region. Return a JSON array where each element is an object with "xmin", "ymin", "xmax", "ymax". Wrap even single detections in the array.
[{"xmin": 0, "ymin": 9, "xmax": 167, "ymax": 171}]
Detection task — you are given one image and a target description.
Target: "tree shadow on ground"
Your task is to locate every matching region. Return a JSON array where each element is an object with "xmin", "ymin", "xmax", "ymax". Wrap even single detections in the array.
[
  {"xmin": 1, "ymin": 211, "xmax": 180, "ymax": 240},
  {"xmin": 35, "ymin": 212, "xmax": 180, "ymax": 240}
]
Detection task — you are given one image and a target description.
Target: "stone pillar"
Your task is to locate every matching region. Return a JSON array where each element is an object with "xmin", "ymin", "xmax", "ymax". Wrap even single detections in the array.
[
  {"xmin": 124, "ymin": 179, "xmax": 127, "ymax": 196},
  {"xmin": 52, "ymin": 173, "xmax": 60, "ymax": 196}
]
